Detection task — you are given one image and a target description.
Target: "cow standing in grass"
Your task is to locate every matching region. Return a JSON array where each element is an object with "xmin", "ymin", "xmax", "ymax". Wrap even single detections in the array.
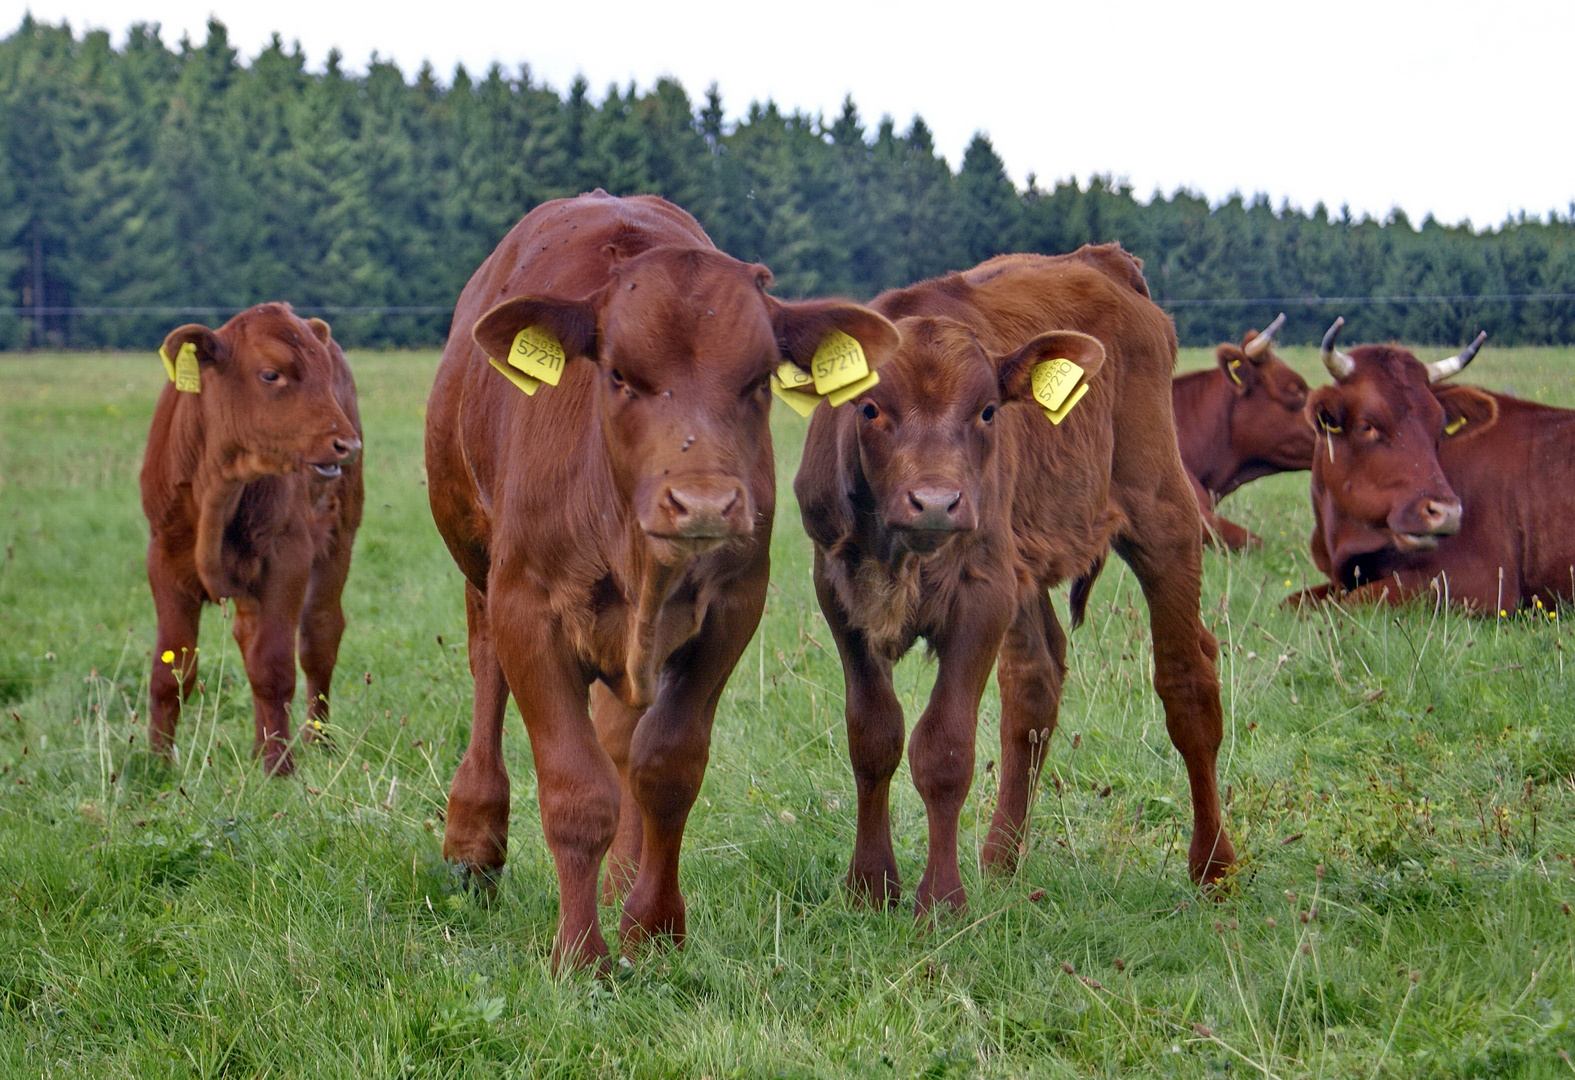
[
  {"xmin": 426, "ymin": 191, "xmax": 896, "ymax": 970},
  {"xmin": 1293, "ymin": 318, "xmax": 1575, "ymax": 611},
  {"xmin": 141, "ymin": 303, "xmax": 363, "ymax": 778},
  {"xmin": 794, "ymin": 246, "xmax": 1235, "ymax": 916},
  {"xmin": 1172, "ymin": 314, "xmax": 1315, "ymax": 550}
]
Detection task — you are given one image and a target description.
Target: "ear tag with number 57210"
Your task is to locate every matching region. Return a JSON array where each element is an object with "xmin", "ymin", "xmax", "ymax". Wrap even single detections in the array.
[{"xmin": 1031, "ymin": 358, "xmax": 1087, "ymax": 425}]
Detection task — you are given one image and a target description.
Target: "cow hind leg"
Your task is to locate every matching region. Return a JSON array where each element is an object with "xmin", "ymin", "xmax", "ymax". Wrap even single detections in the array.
[
  {"xmin": 981, "ymin": 592, "xmax": 1066, "ymax": 877},
  {"xmin": 148, "ymin": 558, "xmax": 203, "ymax": 762},
  {"xmin": 592, "ymin": 681, "xmax": 645, "ymax": 904},
  {"xmin": 1113, "ymin": 486, "xmax": 1236, "ymax": 887},
  {"xmin": 443, "ymin": 582, "xmax": 513, "ymax": 895}
]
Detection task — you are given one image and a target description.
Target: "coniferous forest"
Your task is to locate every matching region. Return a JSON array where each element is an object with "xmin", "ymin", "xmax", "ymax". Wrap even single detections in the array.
[{"xmin": 3, "ymin": 16, "xmax": 1573, "ymax": 351}]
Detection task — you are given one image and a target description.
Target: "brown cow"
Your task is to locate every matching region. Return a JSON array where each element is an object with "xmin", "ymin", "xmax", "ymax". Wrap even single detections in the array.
[
  {"xmin": 426, "ymin": 190, "xmax": 897, "ymax": 969},
  {"xmin": 141, "ymin": 303, "xmax": 363, "ymax": 778},
  {"xmin": 1295, "ymin": 317, "xmax": 1575, "ymax": 611},
  {"xmin": 794, "ymin": 246, "xmax": 1235, "ymax": 917},
  {"xmin": 1172, "ymin": 314, "xmax": 1315, "ymax": 550}
]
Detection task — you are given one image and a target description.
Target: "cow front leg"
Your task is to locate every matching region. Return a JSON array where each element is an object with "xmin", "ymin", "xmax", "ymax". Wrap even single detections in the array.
[
  {"xmin": 489, "ymin": 588, "xmax": 617, "ymax": 972},
  {"xmin": 982, "ymin": 591, "xmax": 1066, "ymax": 876},
  {"xmin": 909, "ymin": 592, "xmax": 1012, "ymax": 919},
  {"xmin": 232, "ymin": 594, "xmax": 301, "ymax": 777},
  {"xmin": 816, "ymin": 572, "xmax": 904, "ymax": 906},
  {"xmin": 148, "ymin": 546, "xmax": 203, "ymax": 761},
  {"xmin": 1114, "ymin": 490, "xmax": 1236, "ymax": 887},
  {"xmin": 621, "ymin": 582, "xmax": 765, "ymax": 951},
  {"xmin": 297, "ymin": 546, "xmax": 352, "ymax": 744},
  {"xmin": 444, "ymin": 583, "xmax": 514, "ymax": 892},
  {"xmin": 592, "ymin": 681, "xmax": 645, "ymax": 904}
]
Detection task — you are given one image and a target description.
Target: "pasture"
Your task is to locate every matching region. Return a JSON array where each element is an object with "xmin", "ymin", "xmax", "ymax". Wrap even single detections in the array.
[{"xmin": 2, "ymin": 343, "xmax": 1574, "ymax": 1078}]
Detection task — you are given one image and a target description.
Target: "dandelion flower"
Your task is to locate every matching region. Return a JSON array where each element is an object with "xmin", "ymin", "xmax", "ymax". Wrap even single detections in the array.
[{"xmin": 161, "ymin": 650, "xmax": 175, "ymax": 664}]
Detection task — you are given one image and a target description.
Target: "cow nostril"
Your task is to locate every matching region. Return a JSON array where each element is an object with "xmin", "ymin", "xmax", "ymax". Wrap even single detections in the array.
[{"xmin": 908, "ymin": 491, "xmax": 925, "ymax": 513}]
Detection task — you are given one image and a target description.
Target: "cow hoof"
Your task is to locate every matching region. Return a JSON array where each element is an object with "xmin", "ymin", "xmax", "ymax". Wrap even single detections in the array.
[
  {"xmin": 1190, "ymin": 835, "xmax": 1237, "ymax": 892},
  {"xmin": 302, "ymin": 721, "xmax": 337, "ymax": 752},
  {"xmin": 914, "ymin": 885, "xmax": 967, "ymax": 924},
  {"xmin": 845, "ymin": 867, "xmax": 901, "ymax": 908},
  {"xmin": 979, "ymin": 831, "xmax": 1026, "ymax": 877},
  {"xmin": 261, "ymin": 750, "xmax": 296, "ymax": 778},
  {"xmin": 452, "ymin": 860, "xmax": 504, "ymax": 901}
]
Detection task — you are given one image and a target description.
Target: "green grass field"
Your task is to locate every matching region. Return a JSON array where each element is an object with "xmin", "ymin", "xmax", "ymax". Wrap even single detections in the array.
[{"xmin": 3, "ymin": 344, "xmax": 1575, "ymax": 1078}]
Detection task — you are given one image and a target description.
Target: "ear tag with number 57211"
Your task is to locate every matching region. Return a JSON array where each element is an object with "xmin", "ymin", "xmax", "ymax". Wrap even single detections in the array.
[{"xmin": 507, "ymin": 325, "xmax": 567, "ymax": 386}]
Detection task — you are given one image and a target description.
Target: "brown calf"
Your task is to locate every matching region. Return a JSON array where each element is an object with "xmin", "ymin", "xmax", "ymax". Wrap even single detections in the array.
[
  {"xmin": 1295, "ymin": 318, "xmax": 1575, "ymax": 610},
  {"xmin": 1172, "ymin": 314, "xmax": 1314, "ymax": 550},
  {"xmin": 795, "ymin": 246, "xmax": 1235, "ymax": 916},
  {"xmin": 141, "ymin": 303, "xmax": 363, "ymax": 777},
  {"xmin": 426, "ymin": 190, "xmax": 896, "ymax": 969}
]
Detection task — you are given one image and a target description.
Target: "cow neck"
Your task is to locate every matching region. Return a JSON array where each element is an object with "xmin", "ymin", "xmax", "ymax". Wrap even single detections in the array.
[
  {"xmin": 187, "ymin": 394, "xmax": 291, "ymax": 599},
  {"xmin": 580, "ymin": 412, "xmax": 704, "ymax": 710},
  {"xmin": 1172, "ymin": 368, "xmax": 1239, "ymax": 496}
]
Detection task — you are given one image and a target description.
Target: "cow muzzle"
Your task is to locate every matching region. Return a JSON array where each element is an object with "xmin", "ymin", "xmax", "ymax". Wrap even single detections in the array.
[
  {"xmin": 1390, "ymin": 498, "xmax": 1462, "ymax": 550},
  {"xmin": 889, "ymin": 486, "xmax": 976, "ymax": 551},
  {"xmin": 307, "ymin": 434, "xmax": 362, "ymax": 479},
  {"xmin": 642, "ymin": 478, "xmax": 753, "ymax": 555}
]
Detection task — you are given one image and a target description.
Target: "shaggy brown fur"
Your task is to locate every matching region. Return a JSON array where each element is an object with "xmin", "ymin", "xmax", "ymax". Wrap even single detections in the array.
[
  {"xmin": 141, "ymin": 303, "xmax": 363, "ymax": 778},
  {"xmin": 1294, "ymin": 345, "xmax": 1575, "ymax": 610},
  {"xmin": 1172, "ymin": 329, "xmax": 1314, "ymax": 550},
  {"xmin": 425, "ymin": 190, "xmax": 896, "ymax": 970},
  {"xmin": 795, "ymin": 245, "xmax": 1236, "ymax": 916}
]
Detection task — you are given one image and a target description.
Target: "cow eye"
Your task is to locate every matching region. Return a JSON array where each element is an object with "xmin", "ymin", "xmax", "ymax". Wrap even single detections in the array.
[
  {"xmin": 981, "ymin": 405, "xmax": 997, "ymax": 424},
  {"xmin": 609, "ymin": 369, "xmax": 636, "ymax": 399},
  {"xmin": 860, "ymin": 401, "xmax": 880, "ymax": 421},
  {"xmin": 259, "ymin": 370, "xmax": 282, "ymax": 385}
]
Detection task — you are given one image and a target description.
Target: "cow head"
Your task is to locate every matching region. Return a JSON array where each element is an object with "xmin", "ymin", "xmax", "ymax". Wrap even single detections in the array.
[
  {"xmin": 1215, "ymin": 313, "xmax": 1315, "ymax": 473},
  {"xmin": 848, "ymin": 316, "xmax": 1105, "ymax": 556},
  {"xmin": 161, "ymin": 303, "xmax": 360, "ymax": 480},
  {"xmin": 474, "ymin": 248, "xmax": 897, "ymax": 563},
  {"xmin": 1305, "ymin": 317, "xmax": 1496, "ymax": 586}
]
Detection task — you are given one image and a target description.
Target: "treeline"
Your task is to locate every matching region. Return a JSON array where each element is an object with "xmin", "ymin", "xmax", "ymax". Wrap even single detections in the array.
[{"xmin": 3, "ymin": 16, "xmax": 1573, "ymax": 351}]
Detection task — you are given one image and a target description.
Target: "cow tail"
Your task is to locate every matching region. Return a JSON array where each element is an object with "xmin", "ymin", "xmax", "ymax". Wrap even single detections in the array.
[{"xmin": 1068, "ymin": 554, "xmax": 1106, "ymax": 630}]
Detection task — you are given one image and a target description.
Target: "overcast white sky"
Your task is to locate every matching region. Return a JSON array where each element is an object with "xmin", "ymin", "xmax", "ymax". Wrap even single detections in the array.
[{"xmin": 9, "ymin": 0, "xmax": 1571, "ymax": 228}]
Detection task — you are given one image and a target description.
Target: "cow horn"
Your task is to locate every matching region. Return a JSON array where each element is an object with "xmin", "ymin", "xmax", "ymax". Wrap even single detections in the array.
[
  {"xmin": 1243, "ymin": 312, "xmax": 1287, "ymax": 359},
  {"xmin": 1320, "ymin": 316, "xmax": 1355, "ymax": 380},
  {"xmin": 1425, "ymin": 330, "xmax": 1487, "ymax": 383}
]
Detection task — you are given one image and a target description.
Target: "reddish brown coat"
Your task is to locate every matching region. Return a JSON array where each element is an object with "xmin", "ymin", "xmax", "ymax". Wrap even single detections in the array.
[
  {"xmin": 1173, "ymin": 330, "xmax": 1314, "ymax": 550},
  {"xmin": 425, "ymin": 191, "xmax": 895, "ymax": 969},
  {"xmin": 1298, "ymin": 345, "xmax": 1575, "ymax": 610},
  {"xmin": 141, "ymin": 303, "xmax": 363, "ymax": 777},
  {"xmin": 795, "ymin": 245, "xmax": 1235, "ymax": 914}
]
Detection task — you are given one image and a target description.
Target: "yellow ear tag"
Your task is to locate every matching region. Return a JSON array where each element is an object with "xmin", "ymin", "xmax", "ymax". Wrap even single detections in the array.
[
  {"xmin": 775, "ymin": 360, "xmax": 816, "ymax": 392},
  {"xmin": 771, "ymin": 372, "xmax": 821, "ymax": 417},
  {"xmin": 158, "ymin": 345, "xmax": 177, "ymax": 382},
  {"xmin": 173, "ymin": 342, "xmax": 201, "ymax": 394},
  {"xmin": 1445, "ymin": 416, "xmax": 1467, "ymax": 436},
  {"xmin": 826, "ymin": 370, "xmax": 879, "ymax": 408},
  {"xmin": 507, "ymin": 325, "xmax": 567, "ymax": 386},
  {"xmin": 1227, "ymin": 359, "xmax": 1243, "ymax": 386},
  {"xmin": 1043, "ymin": 382, "xmax": 1090, "ymax": 425},
  {"xmin": 489, "ymin": 356, "xmax": 542, "ymax": 396},
  {"xmin": 809, "ymin": 330, "xmax": 870, "ymax": 396},
  {"xmin": 1031, "ymin": 357, "xmax": 1086, "ymax": 417}
]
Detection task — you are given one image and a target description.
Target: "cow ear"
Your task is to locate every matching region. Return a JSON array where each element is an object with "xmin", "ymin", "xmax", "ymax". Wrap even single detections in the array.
[
  {"xmin": 768, "ymin": 296, "xmax": 900, "ymax": 376},
  {"xmin": 306, "ymin": 317, "xmax": 333, "ymax": 345},
  {"xmin": 1216, "ymin": 345, "xmax": 1257, "ymax": 396},
  {"xmin": 161, "ymin": 324, "xmax": 227, "ymax": 370},
  {"xmin": 997, "ymin": 330, "xmax": 1106, "ymax": 403},
  {"xmin": 1305, "ymin": 386, "xmax": 1346, "ymax": 435},
  {"xmin": 473, "ymin": 295, "xmax": 599, "ymax": 365},
  {"xmin": 1434, "ymin": 384, "xmax": 1499, "ymax": 439}
]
